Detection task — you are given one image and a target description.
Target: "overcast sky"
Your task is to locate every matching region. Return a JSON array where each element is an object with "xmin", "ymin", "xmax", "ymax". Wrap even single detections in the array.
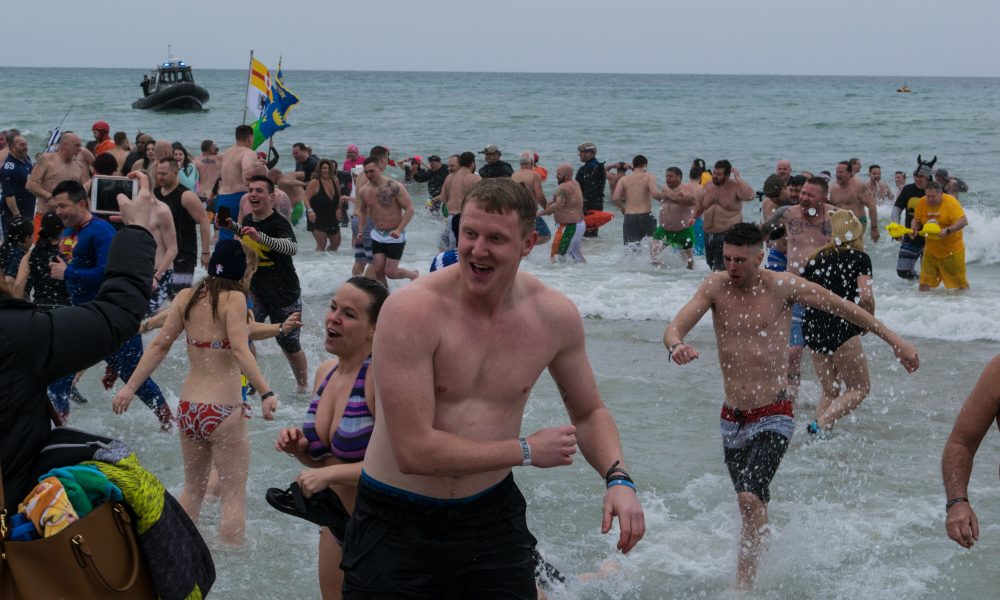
[{"xmin": 5, "ymin": 0, "xmax": 997, "ymax": 76}]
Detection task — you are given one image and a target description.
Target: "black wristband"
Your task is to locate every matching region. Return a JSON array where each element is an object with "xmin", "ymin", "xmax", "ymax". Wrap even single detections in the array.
[
  {"xmin": 604, "ymin": 460, "xmax": 631, "ymax": 483},
  {"xmin": 260, "ymin": 391, "xmax": 275, "ymax": 401},
  {"xmin": 946, "ymin": 497, "xmax": 968, "ymax": 510}
]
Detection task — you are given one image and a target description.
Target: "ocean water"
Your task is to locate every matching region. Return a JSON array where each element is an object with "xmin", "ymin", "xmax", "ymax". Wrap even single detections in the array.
[{"xmin": 3, "ymin": 68, "xmax": 999, "ymax": 599}]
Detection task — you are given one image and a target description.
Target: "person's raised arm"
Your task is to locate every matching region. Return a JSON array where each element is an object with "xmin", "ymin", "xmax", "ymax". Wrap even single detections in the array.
[
  {"xmin": 760, "ymin": 205, "xmax": 789, "ymax": 237},
  {"xmin": 942, "ymin": 353, "xmax": 1000, "ymax": 548},
  {"xmin": 732, "ymin": 168, "xmax": 754, "ymax": 201},
  {"xmin": 11, "ymin": 171, "xmax": 156, "ymax": 382},
  {"xmin": 664, "ymin": 185, "xmax": 696, "ymax": 206},
  {"xmin": 790, "ymin": 277, "xmax": 918, "ymax": 372},
  {"xmin": 546, "ymin": 294, "xmax": 645, "ymax": 553},
  {"xmin": 664, "ymin": 277, "xmax": 715, "ymax": 364},
  {"xmin": 648, "ymin": 174, "xmax": 664, "ymax": 201}
]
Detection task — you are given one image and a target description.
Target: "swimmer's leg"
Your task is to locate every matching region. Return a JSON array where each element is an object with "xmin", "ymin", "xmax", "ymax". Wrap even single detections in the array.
[
  {"xmin": 736, "ymin": 491, "xmax": 767, "ymax": 590},
  {"xmin": 319, "ymin": 527, "xmax": 344, "ymax": 600},
  {"xmin": 816, "ymin": 337, "xmax": 870, "ymax": 429},
  {"xmin": 211, "ymin": 406, "xmax": 251, "ymax": 545}
]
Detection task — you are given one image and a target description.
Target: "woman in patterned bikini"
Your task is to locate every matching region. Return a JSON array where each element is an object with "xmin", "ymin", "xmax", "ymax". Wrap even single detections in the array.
[
  {"xmin": 274, "ymin": 276, "xmax": 388, "ymax": 599},
  {"xmin": 113, "ymin": 240, "xmax": 277, "ymax": 545}
]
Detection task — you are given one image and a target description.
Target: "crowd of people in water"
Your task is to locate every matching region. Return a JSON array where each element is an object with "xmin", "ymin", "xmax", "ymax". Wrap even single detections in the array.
[{"xmin": 0, "ymin": 120, "xmax": 995, "ymax": 598}]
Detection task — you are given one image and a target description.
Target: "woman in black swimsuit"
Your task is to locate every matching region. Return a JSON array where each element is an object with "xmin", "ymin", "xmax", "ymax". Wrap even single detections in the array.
[
  {"xmin": 802, "ymin": 209, "xmax": 875, "ymax": 435},
  {"xmin": 305, "ymin": 159, "xmax": 343, "ymax": 252}
]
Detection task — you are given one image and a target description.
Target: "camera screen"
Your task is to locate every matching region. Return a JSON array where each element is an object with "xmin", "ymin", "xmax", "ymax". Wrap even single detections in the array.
[{"xmin": 92, "ymin": 177, "xmax": 136, "ymax": 214}]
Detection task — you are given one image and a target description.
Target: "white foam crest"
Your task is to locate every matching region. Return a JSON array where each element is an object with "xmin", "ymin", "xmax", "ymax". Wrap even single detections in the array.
[{"xmin": 961, "ymin": 205, "xmax": 1000, "ymax": 265}]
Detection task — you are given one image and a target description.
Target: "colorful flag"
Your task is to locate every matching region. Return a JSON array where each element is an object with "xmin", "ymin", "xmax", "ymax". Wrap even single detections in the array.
[
  {"xmin": 247, "ymin": 57, "xmax": 272, "ymax": 120},
  {"xmin": 250, "ymin": 67, "xmax": 300, "ymax": 149}
]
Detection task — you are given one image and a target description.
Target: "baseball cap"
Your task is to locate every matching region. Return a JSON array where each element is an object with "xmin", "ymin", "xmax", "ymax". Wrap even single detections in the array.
[
  {"xmin": 578, "ymin": 142, "xmax": 597, "ymax": 152},
  {"xmin": 411, "ymin": 155, "xmax": 423, "ymax": 164},
  {"xmin": 934, "ymin": 168, "xmax": 949, "ymax": 179},
  {"xmin": 480, "ymin": 144, "xmax": 500, "ymax": 154},
  {"xmin": 91, "ymin": 120, "xmax": 110, "ymax": 133},
  {"xmin": 428, "ymin": 155, "xmax": 441, "ymax": 162}
]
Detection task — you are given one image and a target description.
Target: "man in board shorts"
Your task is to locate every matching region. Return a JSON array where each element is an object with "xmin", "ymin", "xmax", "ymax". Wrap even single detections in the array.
[{"xmin": 665, "ymin": 223, "xmax": 919, "ymax": 589}]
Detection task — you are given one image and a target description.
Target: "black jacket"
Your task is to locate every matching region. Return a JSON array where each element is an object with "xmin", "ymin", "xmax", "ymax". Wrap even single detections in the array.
[
  {"xmin": 0, "ymin": 225, "xmax": 155, "ymax": 507},
  {"xmin": 413, "ymin": 166, "xmax": 449, "ymax": 198},
  {"xmin": 478, "ymin": 160, "xmax": 514, "ymax": 179}
]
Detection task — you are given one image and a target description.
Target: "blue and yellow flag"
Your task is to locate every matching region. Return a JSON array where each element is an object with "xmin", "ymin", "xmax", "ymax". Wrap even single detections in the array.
[{"xmin": 251, "ymin": 67, "xmax": 299, "ymax": 149}]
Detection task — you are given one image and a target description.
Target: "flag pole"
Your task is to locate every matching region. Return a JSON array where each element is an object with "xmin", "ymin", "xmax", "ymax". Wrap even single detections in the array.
[{"xmin": 243, "ymin": 49, "xmax": 254, "ymax": 125}]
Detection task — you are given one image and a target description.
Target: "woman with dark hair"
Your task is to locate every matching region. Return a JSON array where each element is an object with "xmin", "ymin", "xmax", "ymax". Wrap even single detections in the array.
[
  {"xmin": 113, "ymin": 240, "xmax": 277, "ymax": 545},
  {"xmin": 273, "ymin": 276, "xmax": 388, "ymax": 598},
  {"xmin": 172, "ymin": 142, "xmax": 200, "ymax": 192},
  {"xmin": 304, "ymin": 158, "xmax": 343, "ymax": 252}
]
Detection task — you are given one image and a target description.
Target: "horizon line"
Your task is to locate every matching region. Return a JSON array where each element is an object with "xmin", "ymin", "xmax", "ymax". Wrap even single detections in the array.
[{"xmin": 0, "ymin": 64, "xmax": 996, "ymax": 79}]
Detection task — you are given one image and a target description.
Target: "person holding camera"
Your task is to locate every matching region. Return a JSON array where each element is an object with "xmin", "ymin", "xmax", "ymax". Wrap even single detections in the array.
[
  {"xmin": 1, "ymin": 170, "xmax": 158, "ymax": 507},
  {"xmin": 49, "ymin": 178, "xmax": 172, "ymax": 429}
]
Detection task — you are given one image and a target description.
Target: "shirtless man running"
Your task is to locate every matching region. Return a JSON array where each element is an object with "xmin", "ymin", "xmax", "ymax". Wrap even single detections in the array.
[
  {"xmin": 438, "ymin": 151, "xmax": 481, "ymax": 250},
  {"xmin": 652, "ymin": 166, "xmax": 697, "ymax": 268},
  {"xmin": 664, "ymin": 222, "xmax": 918, "ymax": 589},
  {"xmin": 511, "ymin": 151, "xmax": 550, "ymax": 245},
  {"xmin": 830, "ymin": 161, "xmax": 879, "ymax": 243},
  {"xmin": 611, "ymin": 155, "xmax": 663, "ymax": 250},
  {"xmin": 217, "ymin": 125, "xmax": 266, "ymax": 241},
  {"xmin": 342, "ymin": 178, "xmax": 644, "ymax": 599},
  {"xmin": 26, "ymin": 132, "xmax": 90, "ymax": 231},
  {"xmin": 695, "ymin": 160, "xmax": 754, "ymax": 271},
  {"xmin": 356, "ymin": 157, "xmax": 418, "ymax": 285},
  {"xmin": 539, "ymin": 163, "xmax": 586, "ymax": 263}
]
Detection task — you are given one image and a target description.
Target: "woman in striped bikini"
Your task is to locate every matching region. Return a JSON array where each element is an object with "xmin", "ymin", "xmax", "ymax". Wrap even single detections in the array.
[{"xmin": 274, "ymin": 276, "xmax": 388, "ymax": 599}]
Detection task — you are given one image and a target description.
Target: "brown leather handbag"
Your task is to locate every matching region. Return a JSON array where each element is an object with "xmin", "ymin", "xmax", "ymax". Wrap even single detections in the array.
[{"xmin": 0, "ymin": 464, "xmax": 156, "ymax": 600}]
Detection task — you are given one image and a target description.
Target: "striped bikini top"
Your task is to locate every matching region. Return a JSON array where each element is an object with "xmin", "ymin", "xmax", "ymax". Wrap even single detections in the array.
[{"xmin": 303, "ymin": 357, "xmax": 374, "ymax": 463}]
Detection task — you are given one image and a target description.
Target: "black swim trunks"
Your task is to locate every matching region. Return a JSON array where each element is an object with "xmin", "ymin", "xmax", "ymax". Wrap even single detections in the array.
[
  {"xmin": 723, "ymin": 431, "xmax": 789, "ymax": 503},
  {"xmin": 623, "ymin": 213, "xmax": 656, "ymax": 245},
  {"xmin": 720, "ymin": 396, "xmax": 794, "ymax": 503},
  {"xmin": 341, "ymin": 472, "xmax": 537, "ymax": 599}
]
